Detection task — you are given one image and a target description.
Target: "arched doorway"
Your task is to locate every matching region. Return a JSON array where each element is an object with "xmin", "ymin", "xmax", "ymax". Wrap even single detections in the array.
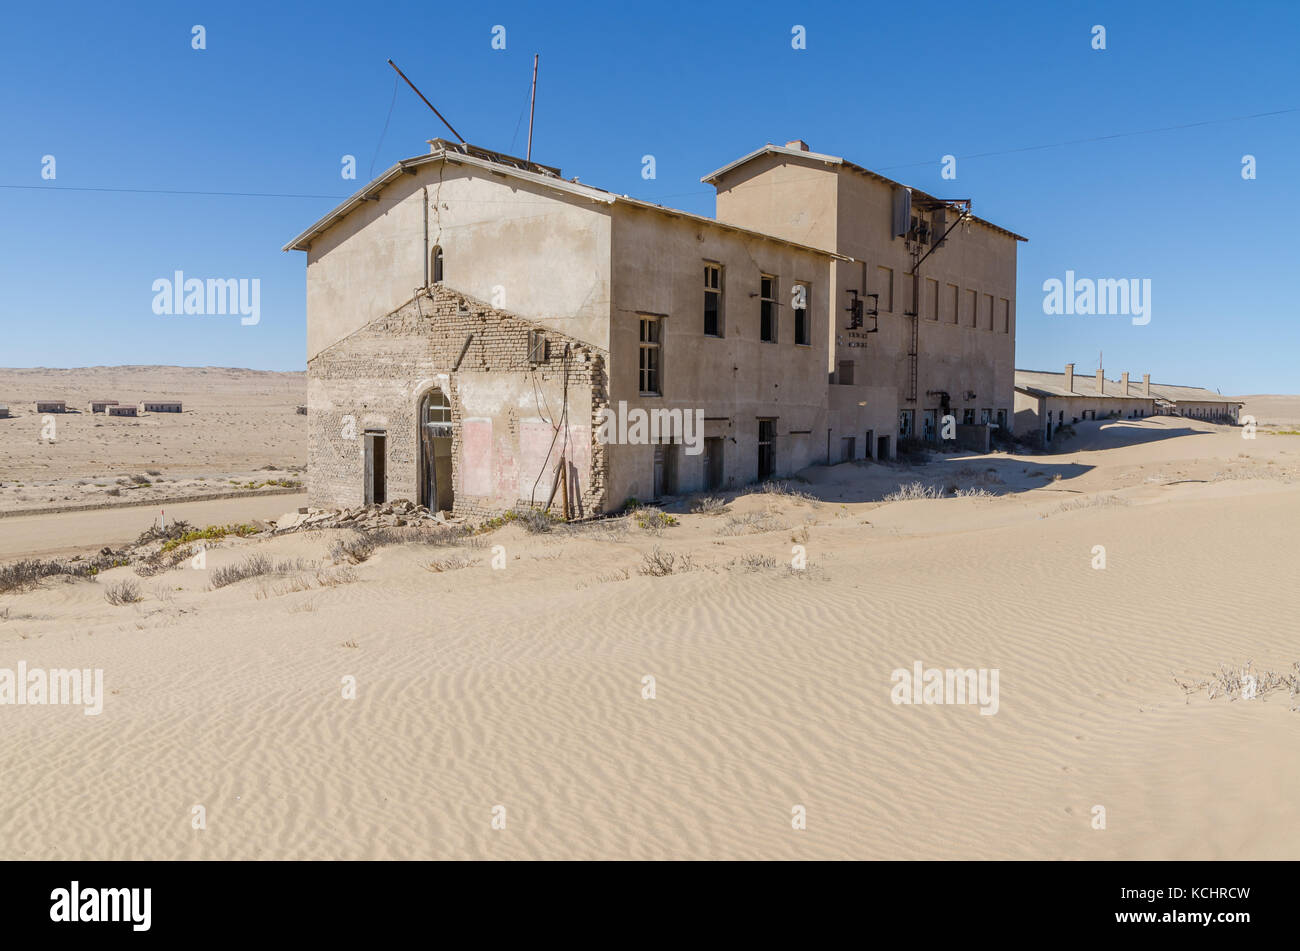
[{"xmin": 419, "ymin": 387, "xmax": 454, "ymax": 512}]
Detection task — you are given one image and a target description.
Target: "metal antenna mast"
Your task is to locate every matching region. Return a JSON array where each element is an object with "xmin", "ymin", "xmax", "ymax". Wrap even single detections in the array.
[
  {"xmin": 386, "ymin": 58, "xmax": 466, "ymax": 144},
  {"xmin": 526, "ymin": 54, "xmax": 539, "ymax": 162}
]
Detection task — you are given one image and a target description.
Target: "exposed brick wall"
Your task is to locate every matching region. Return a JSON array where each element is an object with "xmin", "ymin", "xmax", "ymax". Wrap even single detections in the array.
[{"xmin": 308, "ymin": 285, "xmax": 609, "ymax": 517}]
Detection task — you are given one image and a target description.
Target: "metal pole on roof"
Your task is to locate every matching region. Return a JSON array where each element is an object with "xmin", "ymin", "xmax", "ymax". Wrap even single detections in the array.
[
  {"xmin": 387, "ymin": 58, "xmax": 466, "ymax": 144},
  {"xmin": 526, "ymin": 54, "xmax": 539, "ymax": 162}
]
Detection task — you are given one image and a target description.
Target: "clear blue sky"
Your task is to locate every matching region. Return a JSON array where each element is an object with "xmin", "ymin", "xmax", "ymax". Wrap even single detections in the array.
[{"xmin": 2, "ymin": 0, "xmax": 1296, "ymax": 393}]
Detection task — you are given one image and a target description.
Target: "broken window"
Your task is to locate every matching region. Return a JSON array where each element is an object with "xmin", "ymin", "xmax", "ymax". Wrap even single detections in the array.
[
  {"xmin": 431, "ymin": 246, "xmax": 443, "ymax": 284},
  {"xmin": 528, "ymin": 329, "xmax": 547, "ymax": 365},
  {"xmin": 704, "ymin": 263, "xmax": 722, "ymax": 337},
  {"xmin": 760, "ymin": 274, "xmax": 777, "ymax": 343},
  {"xmin": 639, "ymin": 316, "xmax": 661, "ymax": 396},
  {"xmin": 793, "ymin": 281, "xmax": 810, "ymax": 346}
]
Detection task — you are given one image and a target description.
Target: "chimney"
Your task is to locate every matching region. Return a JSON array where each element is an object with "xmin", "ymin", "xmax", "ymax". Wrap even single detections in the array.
[
  {"xmin": 1142, "ymin": 373, "xmax": 1150, "ymax": 397},
  {"xmin": 785, "ymin": 139, "xmax": 810, "ymax": 152},
  {"xmin": 1121, "ymin": 371, "xmax": 1130, "ymax": 394},
  {"xmin": 1096, "ymin": 367, "xmax": 1105, "ymax": 395},
  {"xmin": 1064, "ymin": 363, "xmax": 1074, "ymax": 393}
]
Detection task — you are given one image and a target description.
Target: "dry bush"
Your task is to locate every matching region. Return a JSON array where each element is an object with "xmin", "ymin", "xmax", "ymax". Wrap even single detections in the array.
[
  {"xmin": 104, "ymin": 580, "xmax": 142, "ymax": 606},
  {"xmin": 690, "ymin": 495, "xmax": 729, "ymax": 515},
  {"xmin": 1174, "ymin": 661, "xmax": 1300, "ymax": 710},
  {"xmin": 717, "ymin": 511, "xmax": 783, "ymax": 536},
  {"xmin": 638, "ymin": 547, "xmax": 692, "ymax": 577},
  {"xmin": 329, "ymin": 533, "xmax": 376, "ymax": 565},
  {"xmin": 425, "ymin": 555, "xmax": 479, "ymax": 573},
  {"xmin": 210, "ymin": 555, "xmax": 315, "ymax": 590},
  {"xmin": 883, "ymin": 482, "xmax": 943, "ymax": 501}
]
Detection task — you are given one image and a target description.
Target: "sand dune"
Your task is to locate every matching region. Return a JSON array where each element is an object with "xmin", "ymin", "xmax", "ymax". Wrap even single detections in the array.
[{"xmin": 2, "ymin": 415, "xmax": 1298, "ymax": 859}]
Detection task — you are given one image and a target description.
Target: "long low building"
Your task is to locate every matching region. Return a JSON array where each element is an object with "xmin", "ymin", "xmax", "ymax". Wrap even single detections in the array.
[{"xmin": 1015, "ymin": 364, "xmax": 1242, "ymax": 443}]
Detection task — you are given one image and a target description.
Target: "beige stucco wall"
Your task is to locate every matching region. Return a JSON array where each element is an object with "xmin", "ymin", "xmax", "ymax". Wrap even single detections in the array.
[
  {"xmin": 605, "ymin": 204, "xmax": 835, "ymax": 502},
  {"xmin": 303, "ymin": 163, "xmax": 613, "ymax": 360},
  {"xmin": 712, "ymin": 151, "xmax": 1019, "ymax": 440}
]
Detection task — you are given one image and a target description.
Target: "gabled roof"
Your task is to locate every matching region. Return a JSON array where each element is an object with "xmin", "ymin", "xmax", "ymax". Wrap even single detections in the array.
[
  {"xmin": 283, "ymin": 142, "xmax": 851, "ymax": 261},
  {"xmin": 701, "ymin": 142, "xmax": 1028, "ymax": 243}
]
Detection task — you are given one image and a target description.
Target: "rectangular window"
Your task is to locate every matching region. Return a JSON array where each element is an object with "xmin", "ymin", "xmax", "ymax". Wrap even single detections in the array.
[
  {"xmin": 946, "ymin": 283, "xmax": 959, "ymax": 323},
  {"xmin": 757, "ymin": 419, "xmax": 776, "ymax": 479},
  {"xmin": 999, "ymin": 298, "xmax": 1011, "ymax": 333},
  {"xmin": 926, "ymin": 278, "xmax": 939, "ymax": 320},
  {"xmin": 980, "ymin": 408, "xmax": 992, "ymax": 424},
  {"xmin": 996, "ymin": 409, "xmax": 1007, "ymax": 429},
  {"xmin": 877, "ymin": 266, "xmax": 894, "ymax": 313},
  {"xmin": 899, "ymin": 409, "xmax": 914, "ymax": 439},
  {"xmin": 704, "ymin": 263, "xmax": 722, "ymax": 337},
  {"xmin": 760, "ymin": 275, "xmax": 777, "ymax": 342},
  {"xmin": 962, "ymin": 408, "xmax": 975, "ymax": 425},
  {"xmin": 838, "ymin": 360, "xmax": 855, "ymax": 385},
  {"xmin": 793, "ymin": 281, "xmax": 810, "ymax": 346},
  {"xmin": 639, "ymin": 317, "xmax": 661, "ymax": 396},
  {"xmin": 966, "ymin": 289, "xmax": 978, "ymax": 328},
  {"xmin": 984, "ymin": 293, "xmax": 995, "ymax": 331}
]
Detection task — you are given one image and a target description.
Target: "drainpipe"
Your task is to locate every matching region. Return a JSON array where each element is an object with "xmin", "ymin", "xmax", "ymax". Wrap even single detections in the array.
[{"xmin": 422, "ymin": 185, "xmax": 429, "ymax": 287}]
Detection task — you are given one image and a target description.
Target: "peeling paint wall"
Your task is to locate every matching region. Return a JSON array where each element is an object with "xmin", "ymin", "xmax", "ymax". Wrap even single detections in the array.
[{"xmin": 307, "ymin": 285, "xmax": 607, "ymax": 516}]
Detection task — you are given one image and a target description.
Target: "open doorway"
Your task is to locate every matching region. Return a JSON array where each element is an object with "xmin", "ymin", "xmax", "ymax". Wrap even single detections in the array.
[
  {"xmin": 418, "ymin": 388, "xmax": 454, "ymax": 513},
  {"xmin": 703, "ymin": 437, "xmax": 724, "ymax": 490},
  {"xmin": 363, "ymin": 431, "xmax": 387, "ymax": 505}
]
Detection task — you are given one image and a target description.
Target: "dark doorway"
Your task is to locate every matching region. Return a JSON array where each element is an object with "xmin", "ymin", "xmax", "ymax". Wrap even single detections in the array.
[
  {"xmin": 841, "ymin": 436, "xmax": 856, "ymax": 462},
  {"xmin": 864, "ymin": 430, "xmax": 874, "ymax": 460},
  {"xmin": 876, "ymin": 434, "xmax": 890, "ymax": 461},
  {"xmin": 418, "ymin": 388, "xmax": 454, "ymax": 512},
  {"xmin": 653, "ymin": 444, "xmax": 678, "ymax": 498},
  {"xmin": 703, "ymin": 437, "xmax": 724, "ymax": 490},
  {"xmin": 363, "ymin": 431, "xmax": 387, "ymax": 505},
  {"xmin": 757, "ymin": 419, "xmax": 776, "ymax": 479}
]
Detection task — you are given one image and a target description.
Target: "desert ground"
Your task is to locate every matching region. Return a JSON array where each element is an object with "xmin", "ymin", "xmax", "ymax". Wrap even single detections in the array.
[
  {"xmin": 0, "ymin": 366, "xmax": 306, "ymax": 515},
  {"xmin": 1, "ymin": 376, "xmax": 1298, "ymax": 860}
]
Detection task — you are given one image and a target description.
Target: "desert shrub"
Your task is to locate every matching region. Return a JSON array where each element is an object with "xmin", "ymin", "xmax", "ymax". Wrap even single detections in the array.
[
  {"xmin": 104, "ymin": 580, "xmax": 142, "ymax": 605},
  {"xmin": 633, "ymin": 507, "xmax": 677, "ymax": 533},
  {"xmin": 638, "ymin": 547, "xmax": 691, "ymax": 577},
  {"xmin": 209, "ymin": 555, "xmax": 314, "ymax": 590},
  {"xmin": 0, "ymin": 558, "xmax": 98, "ymax": 593},
  {"xmin": 510, "ymin": 505, "xmax": 559, "ymax": 534},
  {"xmin": 883, "ymin": 482, "xmax": 943, "ymax": 501},
  {"xmin": 717, "ymin": 511, "xmax": 782, "ymax": 536},
  {"xmin": 425, "ymin": 555, "xmax": 479, "ymax": 573},
  {"xmin": 758, "ymin": 480, "xmax": 818, "ymax": 504},
  {"xmin": 690, "ymin": 495, "xmax": 728, "ymax": 515},
  {"xmin": 329, "ymin": 533, "xmax": 376, "ymax": 565}
]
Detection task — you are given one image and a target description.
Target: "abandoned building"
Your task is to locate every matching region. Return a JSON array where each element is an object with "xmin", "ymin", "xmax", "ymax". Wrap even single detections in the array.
[
  {"xmin": 107, "ymin": 405, "xmax": 138, "ymax": 418},
  {"xmin": 285, "ymin": 139, "xmax": 1023, "ymax": 516},
  {"xmin": 88, "ymin": 400, "xmax": 119, "ymax": 413},
  {"xmin": 35, "ymin": 400, "xmax": 66, "ymax": 413},
  {"xmin": 142, "ymin": 401, "xmax": 183, "ymax": 413},
  {"xmin": 703, "ymin": 140, "xmax": 1025, "ymax": 457},
  {"xmin": 0, "ymin": 405, "xmax": 9, "ymax": 419},
  {"xmin": 1014, "ymin": 364, "xmax": 1243, "ymax": 443}
]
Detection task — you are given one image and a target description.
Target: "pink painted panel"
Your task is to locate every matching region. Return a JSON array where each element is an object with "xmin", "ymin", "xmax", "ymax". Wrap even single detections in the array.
[{"xmin": 461, "ymin": 418, "xmax": 493, "ymax": 497}]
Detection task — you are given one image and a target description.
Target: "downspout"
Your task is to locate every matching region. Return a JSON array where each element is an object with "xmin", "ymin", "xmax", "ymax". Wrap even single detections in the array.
[{"xmin": 422, "ymin": 185, "xmax": 429, "ymax": 287}]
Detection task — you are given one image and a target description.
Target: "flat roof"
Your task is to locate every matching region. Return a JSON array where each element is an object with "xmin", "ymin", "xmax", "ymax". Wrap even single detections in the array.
[
  {"xmin": 702, "ymin": 142, "xmax": 1028, "ymax": 243},
  {"xmin": 283, "ymin": 142, "xmax": 851, "ymax": 262}
]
